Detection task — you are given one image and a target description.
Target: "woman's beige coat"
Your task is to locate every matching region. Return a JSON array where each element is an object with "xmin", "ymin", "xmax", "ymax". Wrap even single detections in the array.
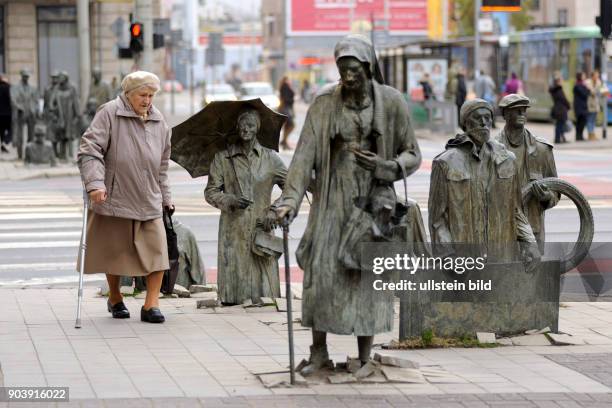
[{"xmin": 78, "ymin": 94, "xmax": 172, "ymax": 221}]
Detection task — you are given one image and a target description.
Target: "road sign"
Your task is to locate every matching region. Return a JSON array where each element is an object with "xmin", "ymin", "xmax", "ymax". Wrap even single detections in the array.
[
  {"xmin": 110, "ymin": 17, "xmax": 125, "ymax": 38},
  {"xmin": 481, "ymin": 0, "xmax": 521, "ymax": 12},
  {"xmin": 153, "ymin": 18, "xmax": 170, "ymax": 36}
]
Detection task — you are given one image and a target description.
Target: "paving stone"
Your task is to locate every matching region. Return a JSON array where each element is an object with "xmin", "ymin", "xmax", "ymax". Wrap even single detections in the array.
[
  {"xmin": 380, "ymin": 366, "xmax": 426, "ymax": 383},
  {"xmin": 120, "ymin": 285, "xmax": 134, "ymax": 295},
  {"xmin": 190, "ymin": 292, "xmax": 217, "ymax": 299},
  {"xmin": 258, "ymin": 372, "xmax": 307, "ymax": 388},
  {"xmin": 548, "ymin": 333, "xmax": 585, "ymax": 346},
  {"xmin": 497, "ymin": 337, "xmax": 514, "ymax": 346},
  {"xmin": 511, "ymin": 334, "xmax": 551, "ymax": 346},
  {"xmin": 477, "ymin": 332, "xmax": 497, "ymax": 344},
  {"xmin": 373, "ymin": 353, "xmax": 419, "ymax": 368},
  {"xmin": 196, "ymin": 299, "xmax": 219, "ymax": 309},
  {"xmin": 275, "ymin": 298, "xmax": 287, "ymax": 312},
  {"xmin": 173, "ymin": 284, "xmax": 191, "ymax": 298},
  {"xmin": 189, "ymin": 284, "xmax": 216, "ymax": 293},
  {"xmin": 259, "ymin": 297, "xmax": 275, "ymax": 305},
  {"xmin": 242, "ymin": 299, "xmax": 254, "ymax": 307},
  {"xmin": 354, "ymin": 361, "xmax": 377, "ymax": 379},
  {"xmin": 526, "ymin": 327, "xmax": 552, "ymax": 335},
  {"xmin": 361, "ymin": 371, "xmax": 388, "ymax": 383},
  {"xmin": 328, "ymin": 373, "xmax": 357, "ymax": 384},
  {"xmin": 347, "ymin": 357, "xmax": 361, "ymax": 373}
]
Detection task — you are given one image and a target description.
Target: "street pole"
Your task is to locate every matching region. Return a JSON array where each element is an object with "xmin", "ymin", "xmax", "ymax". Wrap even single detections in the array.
[
  {"xmin": 474, "ymin": 0, "xmax": 481, "ymax": 79},
  {"xmin": 170, "ymin": 43, "xmax": 175, "ymax": 115},
  {"xmin": 442, "ymin": 0, "xmax": 448, "ymax": 42},
  {"xmin": 602, "ymin": 40, "xmax": 608, "ymax": 139},
  {"xmin": 190, "ymin": 48, "xmax": 194, "ymax": 115},
  {"xmin": 77, "ymin": 0, "xmax": 91, "ymax": 107},
  {"xmin": 134, "ymin": 0, "xmax": 153, "ymax": 72}
]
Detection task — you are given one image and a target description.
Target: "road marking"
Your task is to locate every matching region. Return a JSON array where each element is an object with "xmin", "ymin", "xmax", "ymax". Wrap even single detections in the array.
[
  {"xmin": 0, "ymin": 222, "xmax": 82, "ymax": 230},
  {"xmin": 0, "ymin": 262, "xmax": 75, "ymax": 271},
  {"xmin": 0, "ymin": 274, "xmax": 105, "ymax": 286},
  {"xmin": 0, "ymin": 241, "xmax": 79, "ymax": 249},
  {"xmin": 0, "ymin": 231, "xmax": 81, "ymax": 239}
]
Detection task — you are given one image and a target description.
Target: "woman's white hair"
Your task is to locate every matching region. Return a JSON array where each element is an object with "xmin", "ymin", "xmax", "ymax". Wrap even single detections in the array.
[{"xmin": 121, "ymin": 71, "xmax": 161, "ymax": 94}]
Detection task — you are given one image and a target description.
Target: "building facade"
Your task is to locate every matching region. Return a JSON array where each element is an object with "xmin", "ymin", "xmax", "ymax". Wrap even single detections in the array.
[
  {"xmin": 1, "ymin": 0, "xmax": 165, "ymax": 97},
  {"xmin": 528, "ymin": 0, "xmax": 598, "ymax": 28}
]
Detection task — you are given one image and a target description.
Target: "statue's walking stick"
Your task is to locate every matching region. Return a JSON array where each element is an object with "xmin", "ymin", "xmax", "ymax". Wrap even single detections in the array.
[{"xmin": 282, "ymin": 220, "xmax": 296, "ymax": 385}]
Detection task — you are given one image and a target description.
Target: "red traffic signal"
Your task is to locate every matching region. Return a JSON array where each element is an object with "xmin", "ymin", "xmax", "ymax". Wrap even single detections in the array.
[
  {"xmin": 130, "ymin": 22, "xmax": 143, "ymax": 53},
  {"xmin": 131, "ymin": 23, "xmax": 142, "ymax": 37},
  {"xmin": 481, "ymin": 0, "xmax": 521, "ymax": 12}
]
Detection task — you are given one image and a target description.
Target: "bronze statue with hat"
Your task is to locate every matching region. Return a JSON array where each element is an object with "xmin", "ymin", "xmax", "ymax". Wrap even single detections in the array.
[
  {"xmin": 496, "ymin": 94, "xmax": 559, "ymax": 251},
  {"xmin": 11, "ymin": 68, "xmax": 38, "ymax": 159},
  {"xmin": 429, "ymin": 98, "xmax": 540, "ymax": 267}
]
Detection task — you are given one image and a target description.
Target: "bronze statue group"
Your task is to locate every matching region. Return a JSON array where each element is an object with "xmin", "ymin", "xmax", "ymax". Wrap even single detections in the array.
[
  {"xmin": 205, "ymin": 34, "xmax": 560, "ymax": 376},
  {"xmin": 0, "ymin": 67, "xmax": 115, "ymax": 165}
]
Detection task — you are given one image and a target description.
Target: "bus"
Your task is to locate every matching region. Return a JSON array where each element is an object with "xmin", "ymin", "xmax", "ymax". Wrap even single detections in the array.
[{"xmin": 506, "ymin": 26, "xmax": 607, "ymax": 121}]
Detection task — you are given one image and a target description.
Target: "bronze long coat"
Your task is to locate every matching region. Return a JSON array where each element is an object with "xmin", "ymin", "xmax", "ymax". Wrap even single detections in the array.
[
  {"xmin": 428, "ymin": 134, "xmax": 536, "ymax": 262},
  {"xmin": 496, "ymin": 129, "xmax": 558, "ymax": 250},
  {"xmin": 278, "ymin": 82, "xmax": 421, "ymax": 336},
  {"xmin": 205, "ymin": 142, "xmax": 287, "ymax": 304}
]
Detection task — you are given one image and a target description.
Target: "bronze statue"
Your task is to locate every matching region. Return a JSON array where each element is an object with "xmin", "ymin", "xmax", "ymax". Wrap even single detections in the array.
[
  {"xmin": 24, "ymin": 123, "xmax": 56, "ymax": 166},
  {"xmin": 275, "ymin": 34, "xmax": 421, "ymax": 374},
  {"xmin": 205, "ymin": 109, "xmax": 287, "ymax": 305},
  {"xmin": 49, "ymin": 71, "xmax": 80, "ymax": 161},
  {"xmin": 88, "ymin": 67, "xmax": 112, "ymax": 109},
  {"xmin": 11, "ymin": 69, "xmax": 38, "ymax": 159},
  {"xmin": 43, "ymin": 71, "xmax": 60, "ymax": 154},
  {"xmin": 428, "ymin": 99, "xmax": 540, "ymax": 268},
  {"xmin": 497, "ymin": 94, "xmax": 559, "ymax": 251}
]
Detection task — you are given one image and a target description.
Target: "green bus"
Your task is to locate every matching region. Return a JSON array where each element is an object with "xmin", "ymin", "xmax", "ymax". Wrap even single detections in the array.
[{"xmin": 507, "ymin": 26, "xmax": 604, "ymax": 121}]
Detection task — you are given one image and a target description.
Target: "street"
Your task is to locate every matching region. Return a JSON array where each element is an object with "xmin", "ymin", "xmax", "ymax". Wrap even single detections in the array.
[{"xmin": 1, "ymin": 93, "xmax": 612, "ymax": 291}]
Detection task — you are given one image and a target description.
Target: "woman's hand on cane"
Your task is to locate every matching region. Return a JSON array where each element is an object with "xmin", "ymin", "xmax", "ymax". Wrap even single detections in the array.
[{"xmin": 88, "ymin": 189, "xmax": 107, "ymax": 204}]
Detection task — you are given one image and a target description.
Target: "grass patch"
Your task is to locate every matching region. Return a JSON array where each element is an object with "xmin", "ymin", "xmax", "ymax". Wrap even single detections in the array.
[{"xmin": 386, "ymin": 329, "xmax": 498, "ymax": 349}]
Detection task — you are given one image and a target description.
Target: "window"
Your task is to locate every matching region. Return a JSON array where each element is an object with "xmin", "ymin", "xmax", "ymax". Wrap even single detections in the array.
[{"xmin": 558, "ymin": 9, "xmax": 568, "ymax": 26}]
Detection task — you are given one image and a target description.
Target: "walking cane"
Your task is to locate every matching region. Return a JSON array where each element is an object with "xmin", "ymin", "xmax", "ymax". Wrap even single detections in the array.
[
  {"xmin": 282, "ymin": 220, "xmax": 296, "ymax": 385},
  {"xmin": 75, "ymin": 187, "xmax": 89, "ymax": 329}
]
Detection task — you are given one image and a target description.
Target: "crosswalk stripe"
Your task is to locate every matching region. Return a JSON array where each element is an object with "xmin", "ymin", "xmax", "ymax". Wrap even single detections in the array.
[
  {"xmin": 0, "ymin": 241, "xmax": 79, "ymax": 249},
  {"xmin": 0, "ymin": 262, "xmax": 75, "ymax": 271},
  {"xmin": 0, "ymin": 222, "xmax": 82, "ymax": 230},
  {"xmin": 0, "ymin": 231, "xmax": 81, "ymax": 239}
]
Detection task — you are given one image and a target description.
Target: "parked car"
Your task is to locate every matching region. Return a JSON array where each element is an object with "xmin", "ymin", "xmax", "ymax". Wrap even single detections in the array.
[
  {"xmin": 203, "ymin": 83, "xmax": 237, "ymax": 106},
  {"xmin": 163, "ymin": 80, "xmax": 184, "ymax": 93},
  {"xmin": 238, "ymin": 82, "xmax": 280, "ymax": 109}
]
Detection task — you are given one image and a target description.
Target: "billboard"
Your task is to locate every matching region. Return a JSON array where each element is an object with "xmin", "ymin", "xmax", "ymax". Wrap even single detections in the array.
[{"xmin": 287, "ymin": 0, "xmax": 428, "ymax": 36}]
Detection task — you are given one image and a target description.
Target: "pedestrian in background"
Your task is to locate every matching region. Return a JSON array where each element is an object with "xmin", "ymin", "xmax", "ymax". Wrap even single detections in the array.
[
  {"xmin": 420, "ymin": 73, "xmax": 434, "ymax": 101},
  {"xmin": 474, "ymin": 70, "xmax": 497, "ymax": 128},
  {"xmin": 455, "ymin": 69, "xmax": 467, "ymax": 126},
  {"xmin": 504, "ymin": 72, "xmax": 523, "ymax": 95},
  {"xmin": 278, "ymin": 76, "xmax": 295, "ymax": 150},
  {"xmin": 573, "ymin": 71, "xmax": 590, "ymax": 142},
  {"xmin": 0, "ymin": 73, "xmax": 11, "ymax": 153},
  {"xmin": 549, "ymin": 74, "xmax": 570, "ymax": 144},
  {"xmin": 77, "ymin": 71, "xmax": 174, "ymax": 324},
  {"xmin": 585, "ymin": 70, "xmax": 606, "ymax": 141}
]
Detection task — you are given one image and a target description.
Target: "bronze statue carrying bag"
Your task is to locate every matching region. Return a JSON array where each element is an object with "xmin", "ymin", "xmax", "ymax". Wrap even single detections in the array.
[{"xmin": 161, "ymin": 207, "xmax": 180, "ymax": 295}]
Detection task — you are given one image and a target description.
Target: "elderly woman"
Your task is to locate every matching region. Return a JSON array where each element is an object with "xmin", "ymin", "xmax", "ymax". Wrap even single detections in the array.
[
  {"xmin": 77, "ymin": 71, "xmax": 173, "ymax": 323},
  {"xmin": 205, "ymin": 109, "xmax": 287, "ymax": 305}
]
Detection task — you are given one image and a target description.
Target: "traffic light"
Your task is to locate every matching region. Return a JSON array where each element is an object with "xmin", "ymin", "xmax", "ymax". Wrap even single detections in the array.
[
  {"xmin": 481, "ymin": 0, "xmax": 521, "ymax": 12},
  {"xmin": 130, "ymin": 22, "xmax": 144, "ymax": 53},
  {"xmin": 596, "ymin": 0, "xmax": 612, "ymax": 39}
]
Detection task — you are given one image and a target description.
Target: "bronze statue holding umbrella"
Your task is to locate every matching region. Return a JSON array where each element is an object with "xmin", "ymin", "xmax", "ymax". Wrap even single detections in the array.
[{"xmin": 172, "ymin": 98, "xmax": 297, "ymax": 383}]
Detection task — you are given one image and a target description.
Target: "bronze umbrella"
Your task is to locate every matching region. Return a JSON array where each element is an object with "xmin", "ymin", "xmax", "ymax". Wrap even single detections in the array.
[{"xmin": 171, "ymin": 98, "xmax": 287, "ymax": 178}]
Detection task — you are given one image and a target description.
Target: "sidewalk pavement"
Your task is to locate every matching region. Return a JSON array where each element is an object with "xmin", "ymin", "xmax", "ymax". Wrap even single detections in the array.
[{"xmin": 1, "ymin": 287, "xmax": 612, "ymax": 406}]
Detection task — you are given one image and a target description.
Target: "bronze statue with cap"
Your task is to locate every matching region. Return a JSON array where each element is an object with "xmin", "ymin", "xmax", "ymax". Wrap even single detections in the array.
[
  {"xmin": 428, "ymin": 99, "xmax": 541, "ymax": 269},
  {"xmin": 496, "ymin": 94, "xmax": 559, "ymax": 251},
  {"xmin": 11, "ymin": 68, "xmax": 38, "ymax": 159}
]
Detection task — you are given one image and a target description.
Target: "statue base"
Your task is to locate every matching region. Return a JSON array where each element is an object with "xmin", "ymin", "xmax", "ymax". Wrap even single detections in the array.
[{"xmin": 399, "ymin": 260, "xmax": 561, "ymax": 339}]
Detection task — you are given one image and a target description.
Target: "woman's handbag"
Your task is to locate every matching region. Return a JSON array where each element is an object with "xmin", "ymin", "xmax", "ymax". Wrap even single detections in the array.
[{"xmin": 161, "ymin": 207, "xmax": 180, "ymax": 295}]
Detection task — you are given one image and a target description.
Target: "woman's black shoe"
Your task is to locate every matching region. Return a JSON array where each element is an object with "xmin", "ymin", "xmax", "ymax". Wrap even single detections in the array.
[
  {"xmin": 107, "ymin": 299, "xmax": 130, "ymax": 319},
  {"xmin": 141, "ymin": 306, "xmax": 165, "ymax": 323}
]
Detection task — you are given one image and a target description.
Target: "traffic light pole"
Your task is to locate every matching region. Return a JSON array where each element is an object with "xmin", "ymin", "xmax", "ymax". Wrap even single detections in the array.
[
  {"xmin": 77, "ymin": 0, "xmax": 91, "ymax": 108},
  {"xmin": 134, "ymin": 0, "xmax": 153, "ymax": 71},
  {"xmin": 603, "ymin": 40, "xmax": 608, "ymax": 139},
  {"xmin": 474, "ymin": 0, "xmax": 481, "ymax": 79}
]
